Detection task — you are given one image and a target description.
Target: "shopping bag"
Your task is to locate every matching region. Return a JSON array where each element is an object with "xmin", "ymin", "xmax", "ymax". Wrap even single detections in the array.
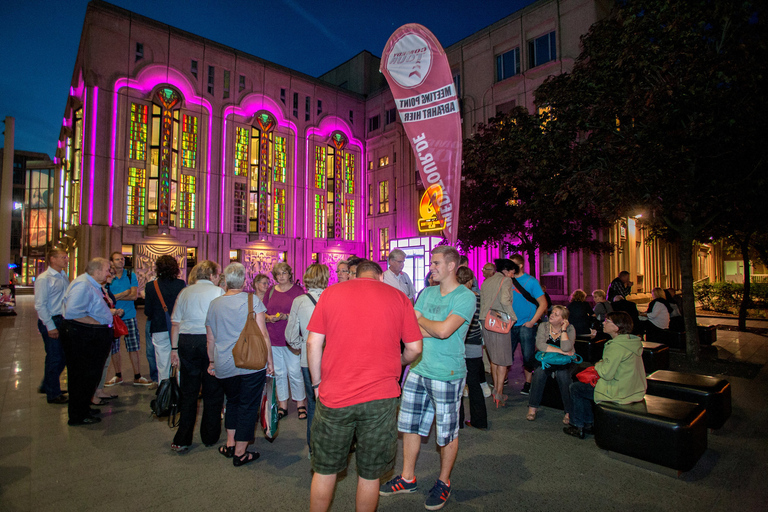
[{"xmin": 260, "ymin": 375, "xmax": 279, "ymax": 441}]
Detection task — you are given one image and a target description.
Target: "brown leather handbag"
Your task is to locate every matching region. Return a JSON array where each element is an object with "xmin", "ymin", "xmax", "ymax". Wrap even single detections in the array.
[{"xmin": 232, "ymin": 293, "xmax": 269, "ymax": 370}]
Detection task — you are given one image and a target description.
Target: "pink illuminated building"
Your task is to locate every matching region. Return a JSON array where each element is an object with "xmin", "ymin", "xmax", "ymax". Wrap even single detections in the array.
[{"xmin": 55, "ymin": 0, "xmax": 720, "ymax": 299}]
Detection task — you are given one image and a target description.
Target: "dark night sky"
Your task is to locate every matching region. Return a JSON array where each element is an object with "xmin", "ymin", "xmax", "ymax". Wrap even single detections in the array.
[{"xmin": 1, "ymin": 0, "xmax": 537, "ymax": 157}]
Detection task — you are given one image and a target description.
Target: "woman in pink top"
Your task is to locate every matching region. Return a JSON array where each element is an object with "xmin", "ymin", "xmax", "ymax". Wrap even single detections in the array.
[{"xmin": 264, "ymin": 262, "xmax": 306, "ymax": 419}]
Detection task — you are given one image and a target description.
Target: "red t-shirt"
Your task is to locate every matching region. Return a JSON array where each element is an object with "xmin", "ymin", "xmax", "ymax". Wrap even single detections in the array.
[{"xmin": 307, "ymin": 277, "xmax": 422, "ymax": 408}]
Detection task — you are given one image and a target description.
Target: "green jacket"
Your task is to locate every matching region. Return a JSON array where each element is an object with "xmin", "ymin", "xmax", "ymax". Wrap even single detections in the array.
[{"xmin": 594, "ymin": 334, "xmax": 646, "ymax": 404}]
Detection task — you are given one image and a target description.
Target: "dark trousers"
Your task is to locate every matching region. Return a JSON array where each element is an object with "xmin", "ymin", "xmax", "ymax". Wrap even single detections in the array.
[
  {"xmin": 145, "ymin": 320, "xmax": 158, "ymax": 382},
  {"xmin": 38, "ymin": 315, "xmax": 66, "ymax": 400},
  {"xmin": 219, "ymin": 370, "xmax": 266, "ymax": 442},
  {"xmin": 569, "ymin": 381, "xmax": 596, "ymax": 428},
  {"xmin": 61, "ymin": 321, "xmax": 112, "ymax": 422},
  {"xmin": 644, "ymin": 322, "xmax": 668, "ymax": 343},
  {"xmin": 528, "ymin": 366, "xmax": 573, "ymax": 415},
  {"xmin": 173, "ymin": 334, "xmax": 225, "ymax": 447},
  {"xmin": 460, "ymin": 357, "xmax": 488, "ymax": 428},
  {"xmin": 301, "ymin": 366, "xmax": 316, "ymax": 448}
]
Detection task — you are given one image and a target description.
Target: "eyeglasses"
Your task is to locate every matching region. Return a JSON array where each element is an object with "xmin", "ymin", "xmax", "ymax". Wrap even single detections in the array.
[
  {"xmin": 277, "ymin": 271, "xmax": 290, "ymax": 276},
  {"xmin": 337, "ymin": 270, "xmax": 350, "ymax": 274}
]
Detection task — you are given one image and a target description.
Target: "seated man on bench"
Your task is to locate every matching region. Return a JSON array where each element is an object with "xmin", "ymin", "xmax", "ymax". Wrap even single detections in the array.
[{"xmin": 565, "ymin": 311, "xmax": 647, "ymax": 439}]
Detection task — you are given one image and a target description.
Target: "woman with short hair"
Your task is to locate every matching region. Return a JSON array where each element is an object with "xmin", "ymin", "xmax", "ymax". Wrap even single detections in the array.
[
  {"xmin": 252, "ymin": 273, "xmax": 270, "ymax": 302},
  {"xmin": 264, "ymin": 262, "xmax": 306, "ymax": 419},
  {"xmin": 567, "ymin": 289, "xmax": 594, "ymax": 336},
  {"xmin": 206, "ymin": 262, "xmax": 272, "ymax": 466},
  {"xmin": 565, "ymin": 311, "xmax": 646, "ymax": 439},
  {"xmin": 335, "ymin": 260, "xmax": 350, "ymax": 283}
]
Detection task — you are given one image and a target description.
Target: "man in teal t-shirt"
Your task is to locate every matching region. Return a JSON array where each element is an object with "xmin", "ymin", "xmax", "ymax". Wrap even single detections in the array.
[{"xmin": 380, "ymin": 246, "xmax": 475, "ymax": 511}]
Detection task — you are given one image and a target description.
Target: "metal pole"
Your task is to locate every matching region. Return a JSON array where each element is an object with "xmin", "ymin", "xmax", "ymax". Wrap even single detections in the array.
[{"xmin": 0, "ymin": 116, "xmax": 15, "ymax": 286}]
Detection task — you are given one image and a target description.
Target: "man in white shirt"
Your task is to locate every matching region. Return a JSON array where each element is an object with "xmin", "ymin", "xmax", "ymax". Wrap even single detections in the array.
[
  {"xmin": 34, "ymin": 248, "xmax": 70, "ymax": 404},
  {"xmin": 382, "ymin": 249, "xmax": 415, "ymax": 302}
]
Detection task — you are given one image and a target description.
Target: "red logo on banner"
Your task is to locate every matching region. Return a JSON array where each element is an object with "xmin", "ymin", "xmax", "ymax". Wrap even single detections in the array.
[{"xmin": 381, "ymin": 24, "xmax": 462, "ymax": 245}]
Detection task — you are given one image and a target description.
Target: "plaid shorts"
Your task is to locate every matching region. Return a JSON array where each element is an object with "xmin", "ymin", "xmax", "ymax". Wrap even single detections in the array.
[
  {"xmin": 112, "ymin": 317, "xmax": 141, "ymax": 353},
  {"xmin": 311, "ymin": 397, "xmax": 398, "ymax": 480},
  {"xmin": 398, "ymin": 372, "xmax": 465, "ymax": 446}
]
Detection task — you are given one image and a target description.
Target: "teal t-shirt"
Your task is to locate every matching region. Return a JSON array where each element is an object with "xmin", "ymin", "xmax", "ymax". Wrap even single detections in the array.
[{"xmin": 412, "ymin": 284, "xmax": 476, "ymax": 381}]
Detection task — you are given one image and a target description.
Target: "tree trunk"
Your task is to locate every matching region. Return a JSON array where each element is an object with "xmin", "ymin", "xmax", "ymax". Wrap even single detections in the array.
[
  {"xmin": 739, "ymin": 234, "xmax": 752, "ymax": 332},
  {"xmin": 527, "ymin": 248, "xmax": 537, "ymax": 278},
  {"xmin": 678, "ymin": 232, "xmax": 700, "ymax": 361}
]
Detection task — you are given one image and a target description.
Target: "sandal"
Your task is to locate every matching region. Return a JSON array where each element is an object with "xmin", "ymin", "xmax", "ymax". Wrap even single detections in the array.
[
  {"xmin": 277, "ymin": 407, "xmax": 288, "ymax": 420},
  {"xmin": 233, "ymin": 451, "xmax": 260, "ymax": 467},
  {"xmin": 493, "ymin": 392, "xmax": 508, "ymax": 408},
  {"xmin": 218, "ymin": 445, "xmax": 235, "ymax": 458},
  {"xmin": 170, "ymin": 444, "xmax": 189, "ymax": 454},
  {"xmin": 297, "ymin": 406, "xmax": 308, "ymax": 420},
  {"xmin": 91, "ymin": 398, "xmax": 108, "ymax": 406},
  {"xmin": 526, "ymin": 409, "xmax": 537, "ymax": 421}
]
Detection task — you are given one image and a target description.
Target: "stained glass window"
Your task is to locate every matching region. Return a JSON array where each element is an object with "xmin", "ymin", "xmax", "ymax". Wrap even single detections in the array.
[
  {"xmin": 178, "ymin": 174, "xmax": 196, "ymax": 229},
  {"xmin": 129, "ymin": 103, "xmax": 148, "ymax": 161},
  {"xmin": 181, "ymin": 114, "xmax": 197, "ymax": 168},
  {"xmin": 315, "ymin": 146, "xmax": 326, "ymax": 189},
  {"xmin": 345, "ymin": 153, "xmax": 355, "ymax": 194},
  {"xmin": 273, "ymin": 136, "xmax": 286, "ymax": 183},
  {"xmin": 314, "ymin": 194, "xmax": 325, "ymax": 238},
  {"xmin": 126, "ymin": 167, "xmax": 146, "ymax": 225},
  {"xmin": 235, "ymin": 127, "xmax": 249, "ymax": 177},
  {"xmin": 273, "ymin": 188, "xmax": 286, "ymax": 235},
  {"xmin": 345, "ymin": 199, "xmax": 355, "ymax": 240}
]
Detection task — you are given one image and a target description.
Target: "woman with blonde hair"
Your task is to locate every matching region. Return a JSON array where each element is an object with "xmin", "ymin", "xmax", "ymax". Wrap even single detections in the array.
[
  {"xmin": 252, "ymin": 273, "xmax": 270, "ymax": 302},
  {"xmin": 264, "ymin": 262, "xmax": 306, "ymax": 419},
  {"xmin": 286, "ymin": 263, "xmax": 329, "ymax": 450}
]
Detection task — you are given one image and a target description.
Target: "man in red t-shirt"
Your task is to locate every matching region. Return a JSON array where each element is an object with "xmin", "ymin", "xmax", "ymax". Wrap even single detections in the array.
[{"xmin": 307, "ymin": 260, "xmax": 422, "ymax": 512}]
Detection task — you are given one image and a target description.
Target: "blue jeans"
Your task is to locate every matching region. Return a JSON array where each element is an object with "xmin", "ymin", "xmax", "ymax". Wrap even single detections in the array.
[
  {"xmin": 569, "ymin": 381, "xmax": 596, "ymax": 428},
  {"xmin": 510, "ymin": 325, "xmax": 536, "ymax": 371},
  {"xmin": 301, "ymin": 366, "xmax": 316, "ymax": 449},
  {"xmin": 38, "ymin": 316, "xmax": 66, "ymax": 400},
  {"xmin": 145, "ymin": 320, "xmax": 158, "ymax": 382}
]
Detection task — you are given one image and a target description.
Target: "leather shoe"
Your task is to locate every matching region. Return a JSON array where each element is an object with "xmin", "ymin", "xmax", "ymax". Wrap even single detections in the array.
[
  {"xmin": 563, "ymin": 424, "xmax": 586, "ymax": 439},
  {"xmin": 47, "ymin": 395, "xmax": 68, "ymax": 404},
  {"xmin": 68, "ymin": 417, "xmax": 101, "ymax": 426},
  {"xmin": 464, "ymin": 420, "xmax": 488, "ymax": 431}
]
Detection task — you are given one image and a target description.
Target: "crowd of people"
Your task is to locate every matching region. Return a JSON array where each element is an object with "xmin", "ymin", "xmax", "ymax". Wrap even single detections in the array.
[{"xmin": 34, "ymin": 246, "xmax": 658, "ymax": 511}]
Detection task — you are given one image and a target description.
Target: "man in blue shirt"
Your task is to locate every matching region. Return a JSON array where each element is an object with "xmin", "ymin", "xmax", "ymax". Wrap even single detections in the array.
[
  {"xmin": 34, "ymin": 248, "xmax": 70, "ymax": 404},
  {"xmin": 509, "ymin": 254, "xmax": 548, "ymax": 395},
  {"xmin": 61, "ymin": 258, "xmax": 115, "ymax": 425},
  {"xmin": 106, "ymin": 252, "xmax": 152, "ymax": 387}
]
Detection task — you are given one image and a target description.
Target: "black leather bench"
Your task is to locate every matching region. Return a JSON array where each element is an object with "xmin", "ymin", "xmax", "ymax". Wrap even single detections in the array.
[
  {"xmin": 574, "ymin": 336, "xmax": 607, "ymax": 363},
  {"xmin": 697, "ymin": 325, "xmax": 717, "ymax": 346},
  {"xmin": 646, "ymin": 370, "xmax": 731, "ymax": 429},
  {"xmin": 642, "ymin": 342, "xmax": 670, "ymax": 373},
  {"xmin": 594, "ymin": 395, "xmax": 707, "ymax": 472}
]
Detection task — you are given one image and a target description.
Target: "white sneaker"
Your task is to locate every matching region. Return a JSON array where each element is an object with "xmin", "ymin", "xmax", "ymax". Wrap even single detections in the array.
[
  {"xmin": 481, "ymin": 382, "xmax": 492, "ymax": 398},
  {"xmin": 462, "ymin": 385, "xmax": 469, "ymax": 398}
]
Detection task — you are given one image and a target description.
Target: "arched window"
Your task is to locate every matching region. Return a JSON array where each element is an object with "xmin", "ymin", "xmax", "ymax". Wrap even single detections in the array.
[
  {"xmin": 313, "ymin": 132, "xmax": 356, "ymax": 241},
  {"xmin": 126, "ymin": 87, "xmax": 198, "ymax": 229}
]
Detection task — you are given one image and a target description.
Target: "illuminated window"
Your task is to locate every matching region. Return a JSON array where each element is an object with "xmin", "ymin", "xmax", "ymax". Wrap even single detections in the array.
[
  {"xmin": 528, "ymin": 31, "xmax": 556, "ymax": 69},
  {"xmin": 129, "ymin": 103, "xmax": 148, "ymax": 161},
  {"xmin": 234, "ymin": 127, "xmax": 249, "ymax": 176},
  {"xmin": 379, "ymin": 180, "xmax": 389, "ymax": 213},
  {"xmin": 181, "ymin": 114, "xmax": 197, "ymax": 168},
  {"xmin": 273, "ymin": 188, "xmax": 286, "ymax": 235},
  {"xmin": 178, "ymin": 174, "xmax": 196, "ymax": 229},
  {"xmin": 379, "ymin": 227, "xmax": 389, "ymax": 260},
  {"xmin": 71, "ymin": 109, "xmax": 83, "ymax": 227},
  {"xmin": 345, "ymin": 153, "xmax": 355, "ymax": 194},
  {"xmin": 378, "ymin": 156, "xmax": 389, "ymax": 168},
  {"xmin": 368, "ymin": 184, "xmax": 373, "ymax": 215},
  {"xmin": 314, "ymin": 194, "xmax": 325, "ymax": 238},
  {"xmin": 126, "ymin": 167, "xmax": 146, "ymax": 225},
  {"xmin": 315, "ymin": 146, "xmax": 326, "ymax": 189},
  {"xmin": 273, "ymin": 135, "xmax": 286, "ymax": 183},
  {"xmin": 234, "ymin": 182, "xmax": 246, "ymax": 233},
  {"xmin": 496, "ymin": 48, "xmax": 521, "ymax": 81},
  {"xmin": 345, "ymin": 199, "xmax": 355, "ymax": 240},
  {"xmin": 368, "ymin": 160, "xmax": 373, "ymax": 170}
]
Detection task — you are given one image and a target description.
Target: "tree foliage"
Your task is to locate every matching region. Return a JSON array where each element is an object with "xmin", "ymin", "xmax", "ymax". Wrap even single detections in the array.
[
  {"xmin": 536, "ymin": 0, "xmax": 768, "ymax": 357},
  {"xmin": 458, "ymin": 106, "xmax": 614, "ymax": 274}
]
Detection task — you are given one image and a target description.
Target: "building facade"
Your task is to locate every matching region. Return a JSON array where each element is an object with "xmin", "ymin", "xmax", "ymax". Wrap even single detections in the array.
[{"xmin": 54, "ymin": 0, "xmax": 720, "ymax": 299}]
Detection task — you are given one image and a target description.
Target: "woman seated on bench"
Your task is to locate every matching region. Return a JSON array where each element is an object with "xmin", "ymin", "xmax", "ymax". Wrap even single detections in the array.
[{"xmin": 564, "ymin": 311, "xmax": 646, "ymax": 439}]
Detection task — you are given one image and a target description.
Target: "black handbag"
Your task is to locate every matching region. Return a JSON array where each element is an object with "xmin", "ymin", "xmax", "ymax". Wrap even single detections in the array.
[{"xmin": 150, "ymin": 367, "xmax": 180, "ymax": 428}]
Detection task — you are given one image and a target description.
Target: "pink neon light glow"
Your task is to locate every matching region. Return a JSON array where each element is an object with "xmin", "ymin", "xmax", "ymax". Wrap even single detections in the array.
[
  {"xmin": 89, "ymin": 86, "xmax": 98, "ymax": 225},
  {"xmin": 80, "ymin": 87, "xmax": 87, "ymax": 226},
  {"xmin": 304, "ymin": 116, "xmax": 364, "ymax": 240},
  {"xmin": 222, "ymin": 96, "xmax": 299, "ymax": 235},
  {"xmin": 110, "ymin": 65, "xmax": 213, "ymax": 230}
]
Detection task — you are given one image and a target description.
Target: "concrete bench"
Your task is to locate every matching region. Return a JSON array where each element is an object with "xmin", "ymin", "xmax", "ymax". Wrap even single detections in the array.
[
  {"xmin": 642, "ymin": 342, "xmax": 670, "ymax": 374},
  {"xmin": 594, "ymin": 395, "xmax": 707, "ymax": 473},
  {"xmin": 646, "ymin": 370, "xmax": 731, "ymax": 429}
]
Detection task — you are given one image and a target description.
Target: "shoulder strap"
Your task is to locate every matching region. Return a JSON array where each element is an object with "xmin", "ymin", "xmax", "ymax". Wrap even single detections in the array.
[
  {"xmin": 511, "ymin": 277, "xmax": 539, "ymax": 307},
  {"xmin": 268, "ymin": 286, "xmax": 275, "ymax": 301},
  {"xmin": 304, "ymin": 292, "xmax": 317, "ymax": 306},
  {"xmin": 154, "ymin": 280, "xmax": 168, "ymax": 312},
  {"xmin": 248, "ymin": 293, "xmax": 255, "ymax": 318},
  {"xmin": 489, "ymin": 277, "xmax": 504, "ymax": 309}
]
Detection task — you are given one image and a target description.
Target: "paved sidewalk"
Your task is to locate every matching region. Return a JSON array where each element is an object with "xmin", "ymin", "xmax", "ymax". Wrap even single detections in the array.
[{"xmin": 1, "ymin": 296, "xmax": 767, "ymax": 512}]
